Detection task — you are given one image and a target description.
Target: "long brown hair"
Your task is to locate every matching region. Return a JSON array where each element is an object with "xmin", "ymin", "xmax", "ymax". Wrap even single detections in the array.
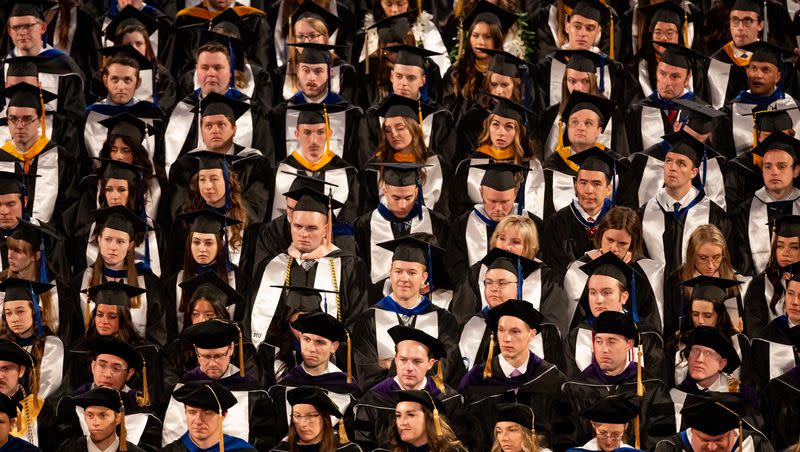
[
  {"xmin": 375, "ymin": 115, "xmax": 432, "ymax": 168},
  {"xmin": 386, "ymin": 405, "xmax": 465, "ymax": 452},
  {"xmin": 680, "ymin": 225, "xmax": 740, "ymax": 300},
  {"xmin": 89, "ymin": 225, "xmax": 143, "ymax": 309},
  {"xmin": 452, "ymin": 21, "xmax": 504, "ymax": 103},
  {"xmin": 593, "ymin": 207, "xmax": 644, "ymax": 260},
  {"xmin": 287, "ymin": 409, "xmax": 337, "ymax": 451},
  {"xmin": 0, "ymin": 300, "xmax": 49, "ymax": 371},
  {"xmin": 86, "ymin": 305, "xmax": 144, "ymax": 345},
  {"xmin": 187, "ymin": 170, "xmax": 247, "ymax": 251},
  {"xmin": 114, "ymin": 22, "xmax": 157, "ymax": 61},
  {"xmin": 490, "ymin": 424, "xmax": 539, "ymax": 452},
  {"xmin": 476, "ymin": 114, "xmax": 527, "ymax": 164},
  {"xmin": 559, "ymin": 70, "xmax": 601, "ymax": 112},
  {"xmin": 480, "ymin": 71, "xmax": 523, "ymax": 104},
  {"xmin": 765, "ymin": 233, "xmax": 797, "ymax": 315},
  {"xmin": 0, "ymin": 238, "xmax": 57, "ymax": 332}
]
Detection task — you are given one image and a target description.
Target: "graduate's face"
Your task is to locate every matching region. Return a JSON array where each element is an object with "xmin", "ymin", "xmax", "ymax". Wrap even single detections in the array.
[
  {"xmin": 98, "ymin": 228, "xmax": 133, "ymax": 268},
  {"xmin": 484, "ymin": 268, "xmax": 518, "ymax": 308},
  {"xmin": 297, "ymin": 63, "xmax": 329, "ymax": 98},
  {"xmin": 384, "ymin": 184, "xmax": 419, "ymax": 218},
  {"xmin": 489, "ymin": 73, "xmax": 516, "ymax": 99},
  {"xmin": 191, "ymin": 232, "xmax": 219, "ymax": 265},
  {"xmin": 381, "ymin": 0, "xmax": 410, "ymax": 16},
  {"xmin": 493, "ymin": 226, "xmax": 527, "ymax": 257},
  {"xmin": 6, "ymin": 243, "xmax": 37, "ymax": 275},
  {"xmin": 691, "ymin": 300, "xmax": 719, "ymax": 327},
  {"xmin": 587, "ymin": 275, "xmax": 628, "ymax": 317},
  {"xmin": 294, "ymin": 20, "xmax": 327, "ymax": 45},
  {"xmin": 593, "ymin": 333, "xmax": 633, "ymax": 374},
  {"xmin": 91, "ymin": 353, "xmax": 134, "ymax": 389},
  {"xmin": 186, "ymin": 406, "xmax": 225, "ymax": 445},
  {"xmin": 201, "ymin": 114, "xmax": 237, "ymax": 152},
  {"xmin": 575, "ymin": 169, "xmax": 612, "ymax": 213},
  {"xmin": 196, "ymin": 51, "xmax": 231, "ymax": 96},
  {"xmin": 84, "ymin": 406, "xmax": 120, "ymax": 444},
  {"xmin": 565, "ymin": 15, "xmax": 601, "ymax": 50},
  {"xmin": 663, "ymin": 151, "xmax": 698, "ymax": 190},
  {"xmin": 196, "ymin": 344, "xmax": 233, "ymax": 379},
  {"xmin": 729, "ymin": 10, "xmax": 762, "ymax": 48},
  {"xmin": 656, "ymin": 61, "xmax": 690, "ymax": 100},
  {"xmin": 567, "ymin": 110, "xmax": 602, "ymax": 148},
  {"xmin": 7, "ymin": 106, "xmax": 40, "ymax": 149},
  {"xmin": 480, "ymin": 186, "xmax": 517, "ymax": 222},
  {"xmin": 291, "ymin": 211, "xmax": 328, "ymax": 252},
  {"xmin": 651, "ymin": 22, "xmax": 679, "ymax": 54},
  {"xmin": 121, "ymin": 31, "xmax": 148, "ymax": 56},
  {"xmin": 0, "ymin": 194, "xmax": 24, "ymax": 229},
  {"xmin": 395, "ymin": 401, "xmax": 428, "ymax": 446},
  {"xmin": 693, "ymin": 242, "xmax": 724, "ymax": 276},
  {"xmin": 110, "ymin": 137, "xmax": 135, "ymax": 163},
  {"xmin": 494, "ymin": 421, "xmax": 526, "ymax": 452},
  {"xmin": 600, "ymin": 229, "xmax": 632, "ymax": 260},
  {"xmin": 383, "ymin": 116, "xmax": 414, "ymax": 152},
  {"xmin": 565, "ymin": 69, "xmax": 593, "ymax": 94},
  {"xmin": 198, "ymin": 168, "xmax": 227, "ymax": 208},
  {"xmin": 103, "ymin": 63, "xmax": 140, "ymax": 105},
  {"xmin": 0, "ymin": 413, "xmax": 15, "ymax": 446},
  {"xmin": 390, "ymin": 261, "xmax": 428, "ymax": 301},
  {"xmin": 489, "ymin": 114, "xmax": 517, "ymax": 150},
  {"xmin": 4, "ymin": 75, "xmax": 38, "ymax": 88},
  {"xmin": 7, "ymin": 16, "xmax": 45, "ymax": 53},
  {"xmin": 746, "ymin": 61, "xmax": 781, "ymax": 96},
  {"xmin": 94, "ymin": 304, "xmax": 121, "ymax": 336},
  {"xmin": 497, "ymin": 316, "xmax": 535, "ymax": 361},
  {"xmin": 391, "ymin": 64, "xmax": 425, "ymax": 98},
  {"xmin": 191, "ymin": 299, "xmax": 220, "ymax": 325},
  {"xmin": 292, "ymin": 403, "xmax": 324, "ymax": 443},
  {"xmin": 395, "ymin": 340, "xmax": 435, "ymax": 388},
  {"xmin": 295, "ymin": 123, "xmax": 329, "ymax": 162},
  {"xmin": 785, "ymin": 280, "xmax": 800, "ymax": 324},
  {"xmin": 117, "ymin": 0, "xmax": 145, "ymax": 9},
  {"xmin": 300, "ymin": 332, "xmax": 338, "ymax": 369},
  {"xmin": 104, "ymin": 178, "xmax": 130, "ymax": 208},
  {"xmin": 3, "ymin": 300, "xmax": 33, "ymax": 337},
  {"xmin": 0, "ymin": 361, "xmax": 24, "ymax": 397},
  {"xmin": 775, "ymin": 236, "xmax": 800, "ymax": 267},
  {"xmin": 690, "ymin": 428, "xmax": 736, "ymax": 452},
  {"xmin": 762, "ymin": 149, "xmax": 799, "ymax": 192},
  {"xmin": 688, "ymin": 344, "xmax": 726, "ymax": 381},
  {"xmin": 470, "ymin": 22, "xmax": 495, "ymax": 60},
  {"xmin": 591, "ymin": 421, "xmax": 626, "ymax": 451}
]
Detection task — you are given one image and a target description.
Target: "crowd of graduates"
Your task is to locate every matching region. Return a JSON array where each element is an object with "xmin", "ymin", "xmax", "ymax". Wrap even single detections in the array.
[{"xmin": 1, "ymin": 0, "xmax": 800, "ymax": 450}]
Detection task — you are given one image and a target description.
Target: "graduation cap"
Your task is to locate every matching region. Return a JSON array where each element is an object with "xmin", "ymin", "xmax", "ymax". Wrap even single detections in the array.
[
  {"xmin": 751, "ymin": 131, "xmax": 800, "ymax": 162},
  {"xmin": 367, "ymin": 11, "xmax": 416, "ymax": 43},
  {"xmin": 742, "ymin": 41, "xmax": 791, "ymax": 68},
  {"xmin": 1, "ymin": 82, "xmax": 57, "ymax": 111},
  {"xmin": 0, "ymin": 394, "xmax": 20, "ymax": 421},
  {"xmin": 570, "ymin": 0, "xmax": 610, "ymax": 23},
  {"xmin": 8, "ymin": 217, "xmax": 60, "ymax": 250},
  {"xmin": 93, "ymin": 158, "xmax": 150, "ymax": 185},
  {"xmin": 198, "ymin": 92, "xmax": 250, "ymax": 122},
  {"xmin": 293, "ymin": 312, "xmax": 353, "ymax": 383},
  {"xmin": 178, "ymin": 209, "xmax": 241, "ymax": 235},
  {"xmin": 681, "ymin": 275, "xmax": 743, "ymax": 304},
  {"xmin": 82, "ymin": 281, "xmax": 145, "ymax": 310},
  {"xmin": 0, "ymin": 339, "xmax": 34, "ymax": 369},
  {"xmin": 293, "ymin": 188, "xmax": 344, "ymax": 215},
  {"xmin": 486, "ymin": 299, "xmax": 543, "ymax": 331},
  {"xmin": 463, "ymin": 1, "xmax": 517, "ymax": 33},
  {"xmin": 773, "ymin": 214, "xmax": 800, "ymax": 237},
  {"xmin": 656, "ymin": 42, "xmax": 707, "ymax": 70},
  {"xmin": 681, "ymin": 393, "xmax": 743, "ymax": 438},
  {"xmin": 0, "ymin": 171, "xmax": 30, "ymax": 196},
  {"xmin": 754, "ymin": 108, "xmax": 795, "ymax": 133},
  {"xmin": 478, "ymin": 48, "xmax": 528, "ymax": 78},
  {"xmin": 555, "ymin": 49, "xmax": 602, "ymax": 73},
  {"xmin": 5, "ymin": 0, "xmax": 53, "ymax": 19},
  {"xmin": 5, "ymin": 56, "xmax": 39, "ymax": 78},
  {"xmin": 642, "ymin": 1, "xmax": 685, "ymax": 29},
  {"xmin": 270, "ymin": 285, "xmax": 337, "ymax": 312},
  {"xmin": 197, "ymin": 28, "xmax": 245, "ymax": 73},
  {"xmin": 179, "ymin": 270, "xmax": 243, "ymax": 308},
  {"xmin": 92, "ymin": 205, "xmax": 147, "ymax": 237},
  {"xmin": 289, "ymin": 102, "xmax": 348, "ymax": 125},
  {"xmin": 393, "ymin": 389, "xmax": 445, "ymax": 436},
  {"xmin": 191, "ymin": 150, "xmax": 246, "ymax": 215},
  {"xmin": 173, "ymin": 379, "xmax": 238, "ymax": 448},
  {"xmin": 579, "ymin": 251, "xmax": 634, "ymax": 288},
  {"xmin": 282, "ymin": 174, "xmax": 338, "ymax": 201},
  {"xmin": 661, "ymin": 129, "xmax": 704, "ymax": 167},
  {"xmin": 686, "ymin": 326, "xmax": 741, "ymax": 373},
  {"xmin": 730, "ymin": 0, "xmax": 762, "ymax": 14},
  {"xmin": 378, "ymin": 233, "xmax": 445, "ymax": 293},
  {"xmin": 73, "ymin": 386, "xmax": 125, "ymax": 413},
  {"xmin": 98, "ymin": 44, "xmax": 153, "ymax": 71},
  {"xmin": 562, "ymin": 91, "xmax": 615, "ymax": 131},
  {"xmin": 383, "ymin": 44, "xmax": 441, "ymax": 69},
  {"xmin": 287, "ymin": 386, "xmax": 342, "ymax": 417},
  {"xmin": 579, "ymin": 393, "xmax": 641, "ymax": 424},
  {"xmin": 594, "ymin": 311, "xmax": 639, "ymax": 345},
  {"xmin": 104, "ymin": 5, "xmax": 159, "ymax": 41},
  {"xmin": 472, "ymin": 162, "xmax": 527, "ymax": 191},
  {"xmin": 388, "ymin": 325, "xmax": 447, "ymax": 360},
  {"xmin": 181, "ymin": 318, "xmax": 239, "ymax": 349},
  {"xmin": 92, "ymin": 336, "xmax": 143, "ymax": 370},
  {"xmin": 486, "ymin": 94, "xmax": 531, "ymax": 124},
  {"xmin": 495, "ymin": 403, "xmax": 535, "ymax": 437},
  {"xmin": 369, "ymin": 162, "xmax": 428, "ymax": 187},
  {"xmin": 288, "ymin": 42, "xmax": 341, "ymax": 65},
  {"xmin": 671, "ymin": 97, "xmax": 725, "ymax": 136},
  {"xmin": 375, "ymin": 93, "xmax": 436, "ymax": 127},
  {"xmin": 0, "ymin": 278, "xmax": 53, "ymax": 337},
  {"xmin": 291, "ymin": 0, "xmax": 340, "ymax": 35},
  {"xmin": 99, "ymin": 113, "xmax": 152, "ymax": 145},
  {"xmin": 567, "ymin": 146, "xmax": 623, "ymax": 181},
  {"xmin": 481, "ymin": 247, "xmax": 539, "ymax": 299}
]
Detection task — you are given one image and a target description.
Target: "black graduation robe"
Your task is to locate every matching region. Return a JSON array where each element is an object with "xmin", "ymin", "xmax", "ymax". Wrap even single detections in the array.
[
  {"xmin": 352, "ymin": 377, "xmax": 465, "ymax": 451},
  {"xmin": 44, "ymin": 5, "xmax": 101, "ymax": 101},
  {"xmin": 653, "ymin": 429, "xmax": 775, "ymax": 452},
  {"xmin": 669, "ymin": 374, "xmax": 763, "ymax": 432},
  {"xmin": 562, "ymin": 362, "xmax": 676, "ymax": 451},
  {"xmin": 162, "ymin": 433, "xmax": 257, "ymax": 452},
  {"xmin": 457, "ymin": 352, "xmax": 573, "ymax": 451},
  {"xmin": 98, "ymin": 3, "xmax": 175, "ymax": 69},
  {"xmin": 725, "ymin": 152, "xmax": 764, "ymax": 220},
  {"xmin": 0, "ymin": 109, "xmax": 80, "ymax": 163},
  {"xmin": 56, "ymin": 437, "xmax": 146, "ymax": 452},
  {"xmin": 54, "ymin": 401, "xmax": 161, "ymax": 452},
  {"xmin": 763, "ymin": 364, "xmax": 800, "ymax": 450},
  {"xmin": 270, "ymin": 442, "xmax": 362, "ymax": 452},
  {"xmin": 350, "ymin": 297, "xmax": 464, "ymax": 389},
  {"xmin": 626, "ymin": 92, "xmax": 704, "ymax": 155},
  {"xmin": 744, "ymin": 315, "xmax": 800, "ymax": 391},
  {"xmin": 541, "ymin": 200, "xmax": 614, "ymax": 276},
  {"xmin": 742, "ymin": 273, "xmax": 788, "ymax": 340}
]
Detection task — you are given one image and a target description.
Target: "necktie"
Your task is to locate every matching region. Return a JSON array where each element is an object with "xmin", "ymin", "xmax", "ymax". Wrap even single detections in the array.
[
  {"xmin": 667, "ymin": 109, "xmax": 678, "ymax": 124},
  {"xmin": 510, "ymin": 369, "xmax": 522, "ymax": 377},
  {"xmin": 587, "ymin": 217, "xmax": 594, "ymax": 223},
  {"xmin": 300, "ymin": 259, "xmax": 317, "ymax": 271},
  {"xmin": 673, "ymin": 202, "xmax": 681, "ymax": 221}
]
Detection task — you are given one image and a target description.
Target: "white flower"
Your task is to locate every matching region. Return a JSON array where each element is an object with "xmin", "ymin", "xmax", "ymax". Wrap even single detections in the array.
[
  {"xmin": 361, "ymin": 13, "xmax": 379, "ymax": 61},
  {"xmin": 503, "ymin": 23, "xmax": 526, "ymax": 59}
]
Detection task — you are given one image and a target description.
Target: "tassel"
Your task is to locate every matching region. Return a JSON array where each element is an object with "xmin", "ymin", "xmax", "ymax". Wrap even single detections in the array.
[
  {"xmin": 483, "ymin": 332, "xmax": 494, "ymax": 379},
  {"xmin": 238, "ymin": 324, "xmax": 245, "ymax": 378},
  {"xmin": 141, "ymin": 360, "xmax": 150, "ymax": 407},
  {"xmin": 417, "ymin": 100, "xmax": 424, "ymax": 135},
  {"xmin": 683, "ymin": 10, "xmax": 689, "ymax": 48},
  {"xmin": 455, "ymin": 0, "xmax": 462, "ymax": 17},
  {"xmin": 219, "ymin": 411, "xmax": 224, "ymax": 452},
  {"xmin": 727, "ymin": 375, "xmax": 741, "ymax": 392},
  {"xmin": 516, "ymin": 256, "xmax": 523, "ymax": 300},
  {"xmin": 326, "ymin": 189, "xmax": 333, "ymax": 251},
  {"xmin": 416, "ymin": 0, "xmax": 421, "ymax": 17},
  {"xmin": 424, "ymin": 391, "xmax": 443, "ymax": 436},
  {"xmin": 608, "ymin": 8, "xmax": 614, "ymax": 61},
  {"xmin": 85, "ymin": 295, "xmax": 92, "ymax": 333},
  {"xmin": 37, "ymin": 82, "xmax": 46, "ymax": 138},
  {"xmin": 338, "ymin": 419, "xmax": 349, "ymax": 444},
  {"xmin": 738, "ymin": 418, "xmax": 744, "ymax": 450},
  {"xmin": 433, "ymin": 360, "xmax": 445, "ymax": 394},
  {"xmin": 119, "ymin": 405, "xmax": 127, "ymax": 452},
  {"xmin": 346, "ymin": 330, "xmax": 352, "ymax": 384},
  {"xmin": 752, "ymin": 113, "xmax": 763, "ymax": 167},
  {"xmin": 323, "ymin": 103, "xmax": 332, "ymax": 154},
  {"xmin": 530, "ymin": 410, "xmax": 536, "ymax": 447},
  {"xmin": 762, "ymin": 0, "xmax": 768, "ymax": 41},
  {"xmin": 634, "ymin": 415, "xmax": 641, "ymax": 449},
  {"xmin": 457, "ymin": 18, "xmax": 465, "ymax": 61},
  {"xmin": 30, "ymin": 365, "xmax": 39, "ymax": 406},
  {"xmin": 364, "ymin": 25, "xmax": 370, "ymax": 75}
]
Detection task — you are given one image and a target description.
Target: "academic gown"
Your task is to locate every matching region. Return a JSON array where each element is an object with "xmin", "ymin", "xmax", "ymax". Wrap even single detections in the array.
[
  {"xmin": 561, "ymin": 362, "xmax": 676, "ymax": 451},
  {"xmin": 161, "ymin": 369, "xmax": 278, "ymax": 449},
  {"xmin": 540, "ymin": 200, "xmax": 614, "ymax": 276},
  {"xmin": 627, "ymin": 49, "xmax": 709, "ymax": 102},
  {"xmin": 744, "ymin": 315, "xmax": 800, "ymax": 391},
  {"xmin": 531, "ymin": 2, "xmax": 614, "ymax": 62},
  {"xmin": 162, "ymin": 433, "xmax": 256, "ymax": 452},
  {"xmin": 248, "ymin": 248, "xmax": 369, "ymax": 346},
  {"xmin": 9, "ymin": 386, "xmax": 58, "ymax": 451},
  {"xmin": 440, "ymin": 65, "xmax": 483, "ymax": 124},
  {"xmin": 350, "ymin": 296, "xmax": 464, "ymax": 389},
  {"xmin": 653, "ymin": 429, "xmax": 774, "ymax": 452},
  {"xmin": 725, "ymin": 152, "xmax": 764, "ymax": 217},
  {"xmin": 98, "ymin": 3, "xmax": 175, "ymax": 67},
  {"xmin": 269, "ymin": 152, "xmax": 360, "ymax": 223},
  {"xmin": 615, "ymin": 2, "xmax": 705, "ymax": 67},
  {"xmin": 273, "ymin": 60, "xmax": 358, "ymax": 106},
  {"xmin": 457, "ymin": 352, "xmax": 572, "ymax": 452},
  {"xmin": 56, "ymin": 437, "xmax": 146, "ymax": 452},
  {"xmin": 763, "ymin": 365, "xmax": 800, "ymax": 450},
  {"xmin": 639, "ymin": 188, "xmax": 731, "ymax": 277},
  {"xmin": 742, "ymin": 272, "xmax": 789, "ymax": 340},
  {"xmin": 352, "ymin": 377, "xmax": 466, "ymax": 451},
  {"xmin": 537, "ymin": 103, "xmax": 629, "ymax": 162},
  {"xmin": 0, "ymin": 277, "xmax": 80, "ymax": 346},
  {"xmin": 54, "ymin": 402, "xmax": 161, "ymax": 452},
  {"xmin": 626, "ymin": 92, "xmax": 704, "ymax": 155},
  {"xmin": 669, "ymin": 374, "xmax": 763, "ymax": 432},
  {"xmin": 0, "ymin": 140, "xmax": 79, "ymax": 234},
  {"xmin": 361, "ymin": 154, "xmax": 450, "ymax": 218},
  {"xmin": 0, "ymin": 107, "xmax": 81, "ymax": 164},
  {"xmin": 0, "ymin": 437, "xmax": 41, "ymax": 452},
  {"xmin": 666, "ymin": 332, "xmax": 751, "ymax": 389},
  {"xmin": 44, "ymin": 5, "xmax": 101, "ymax": 100},
  {"xmin": 453, "ymin": 105, "xmax": 532, "ymax": 166},
  {"xmin": 270, "ymin": 441, "xmax": 362, "ymax": 451}
]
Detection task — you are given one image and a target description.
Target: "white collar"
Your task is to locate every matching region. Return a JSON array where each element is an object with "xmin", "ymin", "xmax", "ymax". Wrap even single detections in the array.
[
  {"xmin": 695, "ymin": 373, "xmax": 729, "ymax": 392},
  {"xmin": 756, "ymin": 187, "xmax": 800, "ymax": 203},
  {"xmin": 220, "ymin": 364, "xmax": 240, "ymax": 378},
  {"xmin": 498, "ymin": 353, "xmax": 529, "ymax": 378},
  {"xmin": 572, "ymin": 199, "xmax": 604, "ymax": 221},
  {"xmin": 302, "ymin": 91, "xmax": 329, "ymax": 104},
  {"xmin": 658, "ymin": 186, "xmax": 699, "ymax": 209},
  {"xmin": 790, "ymin": 318, "xmax": 798, "ymax": 328},
  {"xmin": 731, "ymin": 43, "xmax": 751, "ymax": 59},
  {"xmin": 392, "ymin": 376, "xmax": 427, "ymax": 390},
  {"xmin": 301, "ymin": 361, "xmax": 341, "ymax": 376},
  {"xmin": 580, "ymin": 438, "xmax": 634, "ymax": 450},
  {"xmin": 87, "ymin": 436, "xmax": 120, "ymax": 452}
]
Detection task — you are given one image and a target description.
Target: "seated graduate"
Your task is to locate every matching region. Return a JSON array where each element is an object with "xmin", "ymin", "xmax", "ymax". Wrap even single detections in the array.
[
  {"xmin": 491, "ymin": 403, "xmax": 550, "ymax": 452},
  {"xmin": 458, "ymin": 299, "xmax": 570, "ymax": 452},
  {"xmin": 0, "ymin": 391, "xmax": 40, "ymax": 451},
  {"xmin": 354, "ymin": 163, "xmax": 450, "ymax": 301},
  {"xmin": 268, "ymin": 312, "xmax": 360, "ymax": 439},
  {"xmin": 161, "ymin": 319, "xmax": 277, "ymax": 449},
  {"xmin": 248, "ymin": 189, "xmax": 368, "ymax": 348},
  {"xmin": 562, "ymin": 311, "xmax": 676, "ymax": 450},
  {"xmin": 352, "ymin": 326, "xmax": 466, "ymax": 451},
  {"xmin": 0, "ymin": 339, "xmax": 54, "ymax": 450},
  {"xmin": 56, "ymin": 387, "xmax": 149, "ymax": 452},
  {"xmin": 74, "ymin": 207, "xmax": 166, "ymax": 346},
  {"xmin": 271, "ymin": 385, "xmax": 362, "ymax": 452},
  {"xmin": 162, "ymin": 380, "xmax": 258, "ymax": 452},
  {"xmin": 563, "ymin": 253, "xmax": 667, "ymax": 380},
  {"xmin": 376, "ymin": 389, "xmax": 467, "ymax": 452},
  {"xmin": 541, "ymin": 147, "xmax": 626, "ymax": 276},
  {"xmin": 361, "ymin": 94, "xmax": 449, "ymax": 217},
  {"xmin": 566, "ymin": 393, "xmax": 643, "ymax": 452},
  {"xmin": 269, "ymin": 101, "xmax": 360, "ymax": 223},
  {"xmin": 563, "ymin": 207, "xmax": 664, "ymax": 335},
  {"xmin": 762, "ymin": 332, "xmax": 800, "ymax": 451},
  {"xmin": 350, "ymin": 234, "xmax": 463, "ymax": 389},
  {"xmin": 653, "ymin": 393, "xmax": 774, "ymax": 452},
  {"xmin": 666, "ymin": 276, "xmax": 750, "ymax": 388}
]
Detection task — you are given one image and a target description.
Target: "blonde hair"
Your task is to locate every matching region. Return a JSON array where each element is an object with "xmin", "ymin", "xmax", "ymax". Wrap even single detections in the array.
[
  {"xmin": 0, "ymin": 238, "xmax": 57, "ymax": 332},
  {"xmin": 490, "ymin": 425, "xmax": 539, "ymax": 452},
  {"xmin": 288, "ymin": 16, "xmax": 332, "ymax": 93},
  {"xmin": 490, "ymin": 215, "xmax": 539, "ymax": 258},
  {"xmin": 681, "ymin": 224, "xmax": 740, "ymax": 298},
  {"xmin": 476, "ymin": 114, "xmax": 527, "ymax": 164}
]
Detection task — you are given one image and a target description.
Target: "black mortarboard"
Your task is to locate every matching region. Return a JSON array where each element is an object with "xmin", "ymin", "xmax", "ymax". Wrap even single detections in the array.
[
  {"xmin": 671, "ymin": 97, "xmax": 725, "ymax": 135},
  {"xmin": 197, "ymin": 28, "xmax": 245, "ymax": 72},
  {"xmin": 556, "ymin": 49, "xmax": 602, "ymax": 72},
  {"xmin": 178, "ymin": 209, "xmax": 241, "ymax": 235},
  {"xmin": 375, "ymin": 93, "xmax": 436, "ymax": 120},
  {"xmin": 562, "ymin": 91, "xmax": 615, "ymax": 130},
  {"xmin": 495, "ymin": 403, "xmax": 534, "ymax": 428},
  {"xmin": 104, "ymin": 5, "xmax": 158, "ymax": 40},
  {"xmin": 9, "ymin": 217, "xmax": 61, "ymax": 249},
  {"xmin": 478, "ymin": 48, "xmax": 528, "ymax": 78},
  {"xmin": 578, "ymin": 251, "xmax": 633, "ymax": 287},
  {"xmin": 388, "ymin": 325, "xmax": 447, "ymax": 359},
  {"xmin": 743, "ymin": 41, "xmax": 790, "ymax": 68},
  {"xmin": 567, "ymin": 146, "xmax": 624, "ymax": 180},
  {"xmin": 731, "ymin": 0, "xmax": 762, "ymax": 14},
  {"xmin": 481, "ymin": 248, "xmax": 538, "ymax": 278},
  {"xmin": 393, "ymin": 389, "xmax": 444, "ymax": 412},
  {"xmin": 6, "ymin": 0, "xmax": 53, "ymax": 19},
  {"xmin": 288, "ymin": 42, "xmax": 341, "ymax": 65},
  {"xmin": 288, "ymin": 102, "xmax": 348, "ymax": 125},
  {"xmin": 0, "ymin": 278, "xmax": 52, "ymax": 302},
  {"xmin": 291, "ymin": 312, "xmax": 348, "ymax": 342},
  {"xmin": 94, "ymin": 157, "xmax": 150, "ymax": 184},
  {"xmin": 98, "ymin": 44, "xmax": 153, "ymax": 70},
  {"xmin": 179, "ymin": 271, "xmax": 243, "ymax": 307},
  {"xmin": 755, "ymin": 108, "xmax": 795, "ymax": 132},
  {"xmin": 1, "ymin": 82, "xmax": 56, "ymax": 110},
  {"xmin": 593, "ymin": 311, "xmax": 638, "ymax": 344},
  {"xmin": 91, "ymin": 337, "xmax": 143, "ymax": 370},
  {"xmin": 463, "ymin": 1, "xmax": 517, "ymax": 33},
  {"xmin": 657, "ymin": 42, "xmax": 708, "ymax": 69},
  {"xmin": 199, "ymin": 92, "xmax": 250, "ymax": 121},
  {"xmin": 486, "ymin": 299, "xmax": 544, "ymax": 331},
  {"xmin": 293, "ymin": 189, "xmax": 344, "ymax": 215},
  {"xmin": 173, "ymin": 380, "xmax": 237, "ymax": 412},
  {"xmin": 291, "ymin": 0, "xmax": 340, "ymax": 35},
  {"xmin": 369, "ymin": 162, "xmax": 428, "ymax": 187},
  {"xmin": 0, "ymin": 171, "xmax": 28, "ymax": 195},
  {"xmin": 661, "ymin": 129, "xmax": 704, "ymax": 166},
  {"xmin": 686, "ymin": 326, "xmax": 741, "ymax": 373},
  {"xmin": 271, "ymin": 285, "xmax": 337, "ymax": 312},
  {"xmin": 472, "ymin": 162, "xmax": 528, "ymax": 191},
  {"xmin": 378, "ymin": 234, "xmax": 445, "ymax": 266},
  {"xmin": 181, "ymin": 318, "xmax": 239, "ymax": 349},
  {"xmin": 383, "ymin": 44, "xmax": 441, "ymax": 69},
  {"xmin": 579, "ymin": 393, "xmax": 641, "ymax": 423},
  {"xmin": 287, "ymin": 386, "xmax": 342, "ymax": 417},
  {"xmin": 73, "ymin": 386, "xmax": 124, "ymax": 412},
  {"xmin": 283, "ymin": 171, "xmax": 337, "ymax": 198},
  {"xmin": 681, "ymin": 394, "xmax": 742, "ymax": 435},
  {"xmin": 0, "ymin": 339, "xmax": 34, "ymax": 368},
  {"xmin": 571, "ymin": 0, "xmax": 610, "ymax": 23},
  {"xmin": 367, "ymin": 11, "xmax": 415, "ymax": 43},
  {"xmin": 644, "ymin": 1, "xmax": 685, "ymax": 28},
  {"xmin": 99, "ymin": 113, "xmax": 150, "ymax": 143},
  {"xmin": 751, "ymin": 131, "xmax": 800, "ymax": 161},
  {"xmin": 92, "ymin": 205, "xmax": 147, "ymax": 236},
  {"xmin": 681, "ymin": 275, "xmax": 743, "ymax": 304},
  {"xmin": 82, "ymin": 281, "xmax": 145, "ymax": 308},
  {"xmin": 773, "ymin": 215, "xmax": 800, "ymax": 237},
  {"xmin": 0, "ymin": 394, "xmax": 20, "ymax": 420},
  {"xmin": 5, "ymin": 57, "xmax": 39, "ymax": 78},
  {"xmin": 192, "ymin": 151, "xmax": 246, "ymax": 172},
  {"xmin": 487, "ymin": 94, "xmax": 530, "ymax": 123}
]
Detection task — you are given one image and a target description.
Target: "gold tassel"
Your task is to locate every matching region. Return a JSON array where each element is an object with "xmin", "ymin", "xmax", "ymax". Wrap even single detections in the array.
[
  {"xmin": 346, "ymin": 330, "xmax": 352, "ymax": 384},
  {"xmin": 738, "ymin": 418, "xmax": 743, "ymax": 450},
  {"xmin": 30, "ymin": 365, "xmax": 39, "ymax": 406},
  {"xmin": 634, "ymin": 415, "xmax": 641, "ymax": 449},
  {"xmin": 636, "ymin": 345, "xmax": 644, "ymax": 396},
  {"xmin": 424, "ymin": 391, "xmax": 443, "ymax": 436},
  {"xmin": 483, "ymin": 332, "xmax": 494, "ymax": 379},
  {"xmin": 416, "ymin": 0, "xmax": 421, "ymax": 17},
  {"xmin": 219, "ymin": 411, "xmax": 224, "ymax": 452},
  {"xmin": 457, "ymin": 18, "xmax": 465, "ymax": 62},
  {"xmin": 433, "ymin": 360, "xmax": 445, "ymax": 394},
  {"xmin": 326, "ymin": 189, "xmax": 333, "ymax": 251},
  {"xmin": 338, "ymin": 419, "xmax": 349, "ymax": 444},
  {"xmin": 752, "ymin": 113, "xmax": 763, "ymax": 167},
  {"xmin": 727, "ymin": 375, "xmax": 741, "ymax": 393},
  {"xmin": 531, "ymin": 410, "xmax": 536, "ymax": 449},
  {"xmin": 236, "ymin": 323, "xmax": 245, "ymax": 378},
  {"xmin": 364, "ymin": 25, "xmax": 370, "ymax": 75},
  {"xmin": 607, "ymin": 6, "xmax": 614, "ymax": 60},
  {"xmin": 289, "ymin": 16, "xmax": 296, "ymax": 89},
  {"xmin": 683, "ymin": 10, "xmax": 689, "ymax": 48},
  {"xmin": 119, "ymin": 406, "xmax": 127, "ymax": 452},
  {"xmin": 417, "ymin": 100, "xmax": 424, "ymax": 135},
  {"xmin": 455, "ymin": 0, "xmax": 462, "ymax": 17},
  {"xmin": 323, "ymin": 103, "xmax": 331, "ymax": 154},
  {"xmin": 137, "ymin": 358, "xmax": 150, "ymax": 407},
  {"xmin": 37, "ymin": 82, "xmax": 46, "ymax": 138}
]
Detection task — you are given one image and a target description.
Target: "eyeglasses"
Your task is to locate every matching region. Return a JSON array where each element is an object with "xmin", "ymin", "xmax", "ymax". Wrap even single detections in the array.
[
  {"xmin": 94, "ymin": 360, "xmax": 128, "ymax": 375},
  {"xmin": 730, "ymin": 17, "xmax": 757, "ymax": 27},
  {"xmin": 696, "ymin": 254, "xmax": 723, "ymax": 264},
  {"xmin": 9, "ymin": 22, "xmax": 41, "ymax": 33},
  {"xmin": 596, "ymin": 431, "xmax": 624, "ymax": 440},
  {"xmin": 295, "ymin": 33, "xmax": 323, "ymax": 42},
  {"xmin": 484, "ymin": 279, "xmax": 518, "ymax": 288},
  {"xmin": 688, "ymin": 347, "xmax": 722, "ymax": 360},
  {"xmin": 292, "ymin": 412, "xmax": 322, "ymax": 424},
  {"xmin": 196, "ymin": 348, "xmax": 230, "ymax": 362},
  {"xmin": 6, "ymin": 116, "xmax": 38, "ymax": 127},
  {"xmin": 652, "ymin": 29, "xmax": 677, "ymax": 40}
]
